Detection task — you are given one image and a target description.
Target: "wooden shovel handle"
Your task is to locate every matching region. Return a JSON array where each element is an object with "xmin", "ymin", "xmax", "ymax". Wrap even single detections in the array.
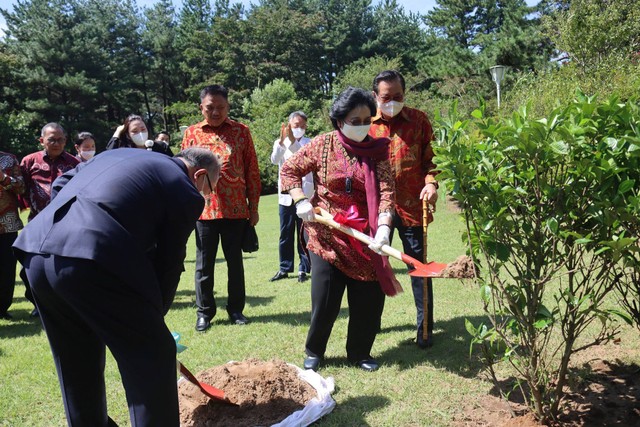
[{"xmin": 313, "ymin": 207, "xmax": 404, "ymax": 261}]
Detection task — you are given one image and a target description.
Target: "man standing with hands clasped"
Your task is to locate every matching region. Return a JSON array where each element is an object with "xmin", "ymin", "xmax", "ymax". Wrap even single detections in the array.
[
  {"xmin": 181, "ymin": 85, "xmax": 261, "ymax": 331},
  {"xmin": 269, "ymin": 111, "xmax": 313, "ymax": 283},
  {"xmin": 369, "ymin": 70, "xmax": 439, "ymax": 348}
]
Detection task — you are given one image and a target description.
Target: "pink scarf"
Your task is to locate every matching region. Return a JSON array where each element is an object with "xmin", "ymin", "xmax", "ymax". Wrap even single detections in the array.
[{"xmin": 336, "ymin": 131, "xmax": 403, "ymax": 296}]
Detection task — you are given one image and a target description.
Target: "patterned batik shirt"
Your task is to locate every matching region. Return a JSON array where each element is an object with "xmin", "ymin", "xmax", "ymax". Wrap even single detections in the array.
[
  {"xmin": 20, "ymin": 150, "xmax": 79, "ymax": 221},
  {"xmin": 181, "ymin": 119, "xmax": 261, "ymax": 220},
  {"xmin": 280, "ymin": 131, "xmax": 395, "ymax": 282},
  {"xmin": 370, "ymin": 106, "xmax": 438, "ymax": 226},
  {"xmin": 0, "ymin": 151, "xmax": 26, "ymax": 234}
]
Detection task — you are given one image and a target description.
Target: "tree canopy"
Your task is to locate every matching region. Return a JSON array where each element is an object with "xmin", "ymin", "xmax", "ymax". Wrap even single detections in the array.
[{"xmin": 2, "ymin": 0, "xmax": 635, "ymax": 193}]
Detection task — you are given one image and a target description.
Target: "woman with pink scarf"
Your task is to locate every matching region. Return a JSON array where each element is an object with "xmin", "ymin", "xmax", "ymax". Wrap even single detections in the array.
[{"xmin": 280, "ymin": 87, "xmax": 400, "ymax": 373}]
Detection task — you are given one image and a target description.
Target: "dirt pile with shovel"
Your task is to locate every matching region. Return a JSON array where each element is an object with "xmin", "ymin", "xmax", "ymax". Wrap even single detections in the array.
[
  {"xmin": 178, "ymin": 358, "xmax": 317, "ymax": 427},
  {"xmin": 440, "ymin": 255, "xmax": 477, "ymax": 279}
]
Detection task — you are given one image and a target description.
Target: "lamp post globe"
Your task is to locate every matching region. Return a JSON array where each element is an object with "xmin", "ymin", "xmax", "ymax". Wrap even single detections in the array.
[{"xmin": 489, "ymin": 65, "xmax": 507, "ymax": 109}]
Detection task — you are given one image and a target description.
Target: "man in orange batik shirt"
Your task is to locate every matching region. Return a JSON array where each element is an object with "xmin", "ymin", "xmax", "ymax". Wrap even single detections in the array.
[
  {"xmin": 369, "ymin": 70, "xmax": 439, "ymax": 349},
  {"xmin": 181, "ymin": 84, "xmax": 261, "ymax": 331}
]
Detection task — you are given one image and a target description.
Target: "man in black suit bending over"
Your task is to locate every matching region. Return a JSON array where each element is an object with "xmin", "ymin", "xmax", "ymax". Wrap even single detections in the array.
[{"xmin": 13, "ymin": 147, "xmax": 219, "ymax": 427}]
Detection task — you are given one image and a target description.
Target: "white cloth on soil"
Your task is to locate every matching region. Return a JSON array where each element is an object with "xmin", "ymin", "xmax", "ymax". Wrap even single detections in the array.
[{"xmin": 270, "ymin": 364, "xmax": 336, "ymax": 427}]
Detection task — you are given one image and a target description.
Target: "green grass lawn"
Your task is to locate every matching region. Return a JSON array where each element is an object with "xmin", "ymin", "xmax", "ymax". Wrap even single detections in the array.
[{"xmin": 1, "ymin": 191, "xmax": 638, "ymax": 426}]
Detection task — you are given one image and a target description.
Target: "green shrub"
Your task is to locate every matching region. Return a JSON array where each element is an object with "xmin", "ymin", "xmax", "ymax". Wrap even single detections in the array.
[{"xmin": 433, "ymin": 94, "xmax": 639, "ymax": 422}]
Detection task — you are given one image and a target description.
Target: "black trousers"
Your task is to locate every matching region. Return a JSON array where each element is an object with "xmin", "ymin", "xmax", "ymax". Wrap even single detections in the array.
[
  {"xmin": 278, "ymin": 203, "xmax": 310, "ymax": 274},
  {"xmin": 22, "ymin": 253, "xmax": 179, "ymax": 427},
  {"xmin": 391, "ymin": 216, "xmax": 434, "ymax": 338},
  {"xmin": 305, "ymin": 251, "xmax": 385, "ymax": 363},
  {"xmin": 0, "ymin": 232, "xmax": 18, "ymax": 314},
  {"xmin": 194, "ymin": 219, "xmax": 246, "ymax": 319}
]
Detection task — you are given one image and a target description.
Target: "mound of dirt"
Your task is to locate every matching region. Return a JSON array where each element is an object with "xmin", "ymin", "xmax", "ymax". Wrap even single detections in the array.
[
  {"xmin": 440, "ymin": 255, "xmax": 477, "ymax": 279},
  {"xmin": 178, "ymin": 359, "xmax": 318, "ymax": 427}
]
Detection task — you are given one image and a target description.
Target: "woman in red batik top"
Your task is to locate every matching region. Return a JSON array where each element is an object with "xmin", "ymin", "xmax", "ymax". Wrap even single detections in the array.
[{"xmin": 280, "ymin": 86, "xmax": 400, "ymax": 373}]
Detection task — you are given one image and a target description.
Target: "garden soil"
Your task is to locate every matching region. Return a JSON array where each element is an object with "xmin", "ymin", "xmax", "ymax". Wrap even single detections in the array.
[
  {"xmin": 178, "ymin": 358, "xmax": 317, "ymax": 427},
  {"xmin": 440, "ymin": 255, "xmax": 477, "ymax": 279},
  {"xmin": 453, "ymin": 346, "xmax": 640, "ymax": 426}
]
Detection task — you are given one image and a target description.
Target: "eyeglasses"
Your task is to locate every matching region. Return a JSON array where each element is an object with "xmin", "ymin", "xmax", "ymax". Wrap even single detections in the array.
[
  {"xmin": 45, "ymin": 138, "xmax": 65, "ymax": 145},
  {"xmin": 377, "ymin": 94, "xmax": 404, "ymax": 103},
  {"xmin": 344, "ymin": 119, "xmax": 372, "ymax": 126},
  {"xmin": 205, "ymin": 174, "xmax": 213, "ymax": 192}
]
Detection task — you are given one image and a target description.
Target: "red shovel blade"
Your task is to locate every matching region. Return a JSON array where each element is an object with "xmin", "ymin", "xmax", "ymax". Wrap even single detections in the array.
[
  {"xmin": 178, "ymin": 361, "xmax": 237, "ymax": 405},
  {"xmin": 400, "ymin": 253, "xmax": 448, "ymax": 278}
]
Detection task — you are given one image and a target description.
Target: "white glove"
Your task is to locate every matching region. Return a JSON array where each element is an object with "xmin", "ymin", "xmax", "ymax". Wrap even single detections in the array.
[
  {"xmin": 368, "ymin": 225, "xmax": 390, "ymax": 255},
  {"xmin": 295, "ymin": 199, "xmax": 315, "ymax": 222}
]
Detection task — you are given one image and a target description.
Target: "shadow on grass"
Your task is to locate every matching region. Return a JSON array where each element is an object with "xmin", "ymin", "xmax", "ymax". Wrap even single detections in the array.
[
  {"xmin": 183, "ymin": 254, "xmax": 257, "ymax": 264},
  {"xmin": 170, "ymin": 290, "xmax": 277, "ymax": 312},
  {"xmin": 316, "ymin": 395, "xmax": 389, "ymax": 426},
  {"xmin": 377, "ymin": 314, "xmax": 487, "ymax": 378},
  {"xmin": 0, "ymin": 316, "xmax": 43, "ymax": 339}
]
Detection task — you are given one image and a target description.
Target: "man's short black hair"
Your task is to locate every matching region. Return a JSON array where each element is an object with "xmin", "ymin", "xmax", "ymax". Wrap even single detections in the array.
[
  {"xmin": 372, "ymin": 70, "xmax": 406, "ymax": 94},
  {"xmin": 200, "ymin": 85, "xmax": 229, "ymax": 101}
]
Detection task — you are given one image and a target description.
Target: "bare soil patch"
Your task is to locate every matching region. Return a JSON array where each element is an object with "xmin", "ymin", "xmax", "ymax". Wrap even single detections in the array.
[
  {"xmin": 178, "ymin": 358, "xmax": 317, "ymax": 427},
  {"xmin": 453, "ymin": 352, "xmax": 640, "ymax": 426}
]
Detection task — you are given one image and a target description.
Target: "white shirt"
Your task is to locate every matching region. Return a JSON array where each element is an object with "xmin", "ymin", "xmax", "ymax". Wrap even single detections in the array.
[{"xmin": 271, "ymin": 136, "xmax": 314, "ymax": 206}]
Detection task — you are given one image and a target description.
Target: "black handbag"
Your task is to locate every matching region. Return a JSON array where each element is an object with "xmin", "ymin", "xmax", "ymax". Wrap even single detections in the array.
[{"xmin": 242, "ymin": 221, "xmax": 259, "ymax": 253}]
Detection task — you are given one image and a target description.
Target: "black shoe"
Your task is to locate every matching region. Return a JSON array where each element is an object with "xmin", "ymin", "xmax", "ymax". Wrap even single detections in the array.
[
  {"xmin": 0, "ymin": 312, "xmax": 12, "ymax": 320},
  {"xmin": 269, "ymin": 271, "xmax": 289, "ymax": 282},
  {"xmin": 30, "ymin": 308, "xmax": 39, "ymax": 318},
  {"xmin": 303, "ymin": 356, "xmax": 321, "ymax": 371},
  {"xmin": 417, "ymin": 332, "xmax": 433, "ymax": 349},
  {"xmin": 195, "ymin": 316, "xmax": 211, "ymax": 332},
  {"xmin": 298, "ymin": 272, "xmax": 308, "ymax": 283},
  {"xmin": 229, "ymin": 312, "xmax": 248, "ymax": 325},
  {"xmin": 355, "ymin": 358, "xmax": 379, "ymax": 372}
]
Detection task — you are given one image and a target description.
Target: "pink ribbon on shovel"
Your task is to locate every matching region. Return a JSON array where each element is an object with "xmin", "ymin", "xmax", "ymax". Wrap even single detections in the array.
[{"xmin": 332, "ymin": 205, "xmax": 369, "ymax": 259}]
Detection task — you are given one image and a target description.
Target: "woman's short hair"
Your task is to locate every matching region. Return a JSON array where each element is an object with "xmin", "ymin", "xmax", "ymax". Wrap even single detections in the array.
[
  {"xmin": 75, "ymin": 132, "xmax": 95, "ymax": 146},
  {"xmin": 329, "ymin": 87, "xmax": 376, "ymax": 130}
]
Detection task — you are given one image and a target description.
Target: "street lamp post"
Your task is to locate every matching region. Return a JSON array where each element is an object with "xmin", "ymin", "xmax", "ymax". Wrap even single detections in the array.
[{"xmin": 489, "ymin": 65, "xmax": 507, "ymax": 109}]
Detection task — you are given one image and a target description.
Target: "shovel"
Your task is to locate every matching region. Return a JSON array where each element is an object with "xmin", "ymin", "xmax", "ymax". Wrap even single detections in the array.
[
  {"xmin": 177, "ymin": 360, "xmax": 237, "ymax": 405},
  {"xmin": 313, "ymin": 207, "xmax": 447, "ymax": 278}
]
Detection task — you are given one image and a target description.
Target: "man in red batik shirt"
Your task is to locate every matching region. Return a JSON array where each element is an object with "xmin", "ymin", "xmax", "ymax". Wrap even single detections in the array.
[
  {"xmin": 20, "ymin": 123, "xmax": 79, "ymax": 317},
  {"xmin": 181, "ymin": 85, "xmax": 261, "ymax": 331},
  {"xmin": 369, "ymin": 70, "xmax": 439, "ymax": 348}
]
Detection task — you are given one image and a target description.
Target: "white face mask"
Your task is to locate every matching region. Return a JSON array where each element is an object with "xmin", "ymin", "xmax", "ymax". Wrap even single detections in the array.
[
  {"xmin": 291, "ymin": 127, "xmax": 305, "ymax": 139},
  {"xmin": 130, "ymin": 131, "xmax": 148, "ymax": 147},
  {"xmin": 378, "ymin": 100, "xmax": 404, "ymax": 118},
  {"xmin": 80, "ymin": 150, "xmax": 95, "ymax": 160},
  {"xmin": 341, "ymin": 123, "xmax": 371, "ymax": 143}
]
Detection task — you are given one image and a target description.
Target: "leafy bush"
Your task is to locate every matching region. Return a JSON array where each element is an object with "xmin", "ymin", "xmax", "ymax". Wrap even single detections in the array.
[
  {"xmin": 433, "ymin": 94, "xmax": 639, "ymax": 422},
  {"xmin": 243, "ymin": 79, "xmax": 312, "ymax": 193}
]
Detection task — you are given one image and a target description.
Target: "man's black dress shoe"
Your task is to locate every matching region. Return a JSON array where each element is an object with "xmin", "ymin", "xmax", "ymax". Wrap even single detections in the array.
[
  {"xmin": 269, "ymin": 271, "xmax": 289, "ymax": 282},
  {"xmin": 298, "ymin": 272, "xmax": 308, "ymax": 283},
  {"xmin": 30, "ymin": 308, "xmax": 39, "ymax": 318},
  {"xmin": 0, "ymin": 312, "xmax": 12, "ymax": 320},
  {"xmin": 416, "ymin": 332, "xmax": 433, "ymax": 349},
  {"xmin": 195, "ymin": 316, "xmax": 211, "ymax": 332},
  {"xmin": 355, "ymin": 358, "xmax": 379, "ymax": 372},
  {"xmin": 229, "ymin": 312, "xmax": 248, "ymax": 325},
  {"xmin": 303, "ymin": 356, "xmax": 321, "ymax": 371}
]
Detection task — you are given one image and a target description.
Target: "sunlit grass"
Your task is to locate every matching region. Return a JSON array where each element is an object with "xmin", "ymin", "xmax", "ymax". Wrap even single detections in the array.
[{"xmin": 1, "ymin": 191, "xmax": 637, "ymax": 426}]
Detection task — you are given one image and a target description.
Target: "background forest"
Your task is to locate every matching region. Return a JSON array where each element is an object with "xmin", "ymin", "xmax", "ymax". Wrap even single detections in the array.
[{"xmin": 1, "ymin": 0, "xmax": 639, "ymax": 192}]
